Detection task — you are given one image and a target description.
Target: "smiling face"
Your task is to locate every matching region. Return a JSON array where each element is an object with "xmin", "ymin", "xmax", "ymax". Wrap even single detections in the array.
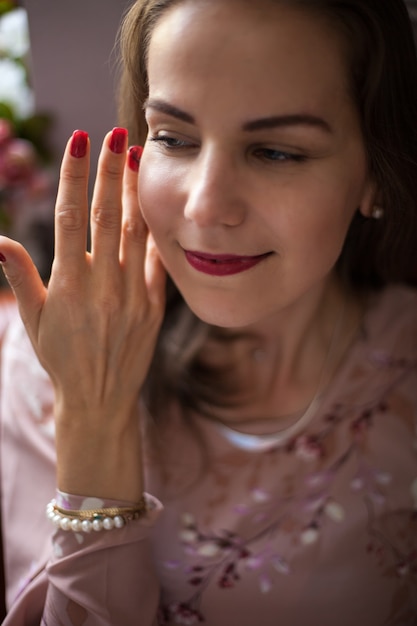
[{"xmin": 139, "ymin": 0, "xmax": 375, "ymax": 329}]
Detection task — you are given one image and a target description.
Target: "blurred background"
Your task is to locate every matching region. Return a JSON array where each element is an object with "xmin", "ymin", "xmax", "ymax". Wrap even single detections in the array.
[
  {"xmin": 0, "ymin": 0, "xmax": 417, "ymax": 282},
  {"xmin": 0, "ymin": 0, "xmax": 130, "ymax": 282}
]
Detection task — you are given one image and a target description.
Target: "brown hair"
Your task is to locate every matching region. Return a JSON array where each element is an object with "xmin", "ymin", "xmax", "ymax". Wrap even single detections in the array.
[{"xmin": 117, "ymin": 0, "xmax": 417, "ymax": 418}]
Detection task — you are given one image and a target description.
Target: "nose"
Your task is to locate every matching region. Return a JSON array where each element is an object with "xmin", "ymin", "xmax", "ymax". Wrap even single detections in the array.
[{"xmin": 183, "ymin": 148, "xmax": 247, "ymax": 227}]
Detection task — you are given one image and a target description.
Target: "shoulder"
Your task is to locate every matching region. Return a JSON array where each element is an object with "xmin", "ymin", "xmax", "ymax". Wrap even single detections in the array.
[
  {"xmin": 332, "ymin": 284, "xmax": 416, "ymax": 411},
  {"xmin": 363, "ymin": 284, "xmax": 417, "ymax": 352},
  {"xmin": 367, "ymin": 284, "xmax": 416, "ymax": 322}
]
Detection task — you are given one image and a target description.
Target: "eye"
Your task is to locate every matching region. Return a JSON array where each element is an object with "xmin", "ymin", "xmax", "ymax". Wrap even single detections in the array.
[
  {"xmin": 149, "ymin": 134, "xmax": 195, "ymax": 149},
  {"xmin": 253, "ymin": 147, "xmax": 307, "ymax": 163}
]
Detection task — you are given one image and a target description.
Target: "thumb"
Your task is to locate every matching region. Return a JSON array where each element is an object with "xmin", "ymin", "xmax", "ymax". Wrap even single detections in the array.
[
  {"xmin": 0, "ymin": 235, "xmax": 47, "ymax": 338},
  {"xmin": 145, "ymin": 233, "xmax": 166, "ymax": 309}
]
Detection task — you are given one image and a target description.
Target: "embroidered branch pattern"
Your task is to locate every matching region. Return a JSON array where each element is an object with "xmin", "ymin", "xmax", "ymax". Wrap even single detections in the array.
[{"xmin": 159, "ymin": 352, "xmax": 417, "ymax": 624}]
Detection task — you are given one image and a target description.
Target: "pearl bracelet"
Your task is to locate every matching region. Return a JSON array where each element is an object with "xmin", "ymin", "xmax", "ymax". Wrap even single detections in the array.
[{"xmin": 46, "ymin": 496, "xmax": 147, "ymax": 533}]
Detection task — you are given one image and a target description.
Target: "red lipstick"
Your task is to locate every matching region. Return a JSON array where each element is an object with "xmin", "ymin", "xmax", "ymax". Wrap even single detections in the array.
[{"xmin": 184, "ymin": 250, "xmax": 270, "ymax": 276}]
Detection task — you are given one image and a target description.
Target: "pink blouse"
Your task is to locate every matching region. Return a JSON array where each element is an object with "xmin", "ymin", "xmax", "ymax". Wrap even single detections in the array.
[{"xmin": 1, "ymin": 286, "xmax": 416, "ymax": 625}]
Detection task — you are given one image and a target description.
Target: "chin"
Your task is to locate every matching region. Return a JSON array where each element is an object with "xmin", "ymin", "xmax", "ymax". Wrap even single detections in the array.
[{"xmin": 183, "ymin": 294, "xmax": 263, "ymax": 330}]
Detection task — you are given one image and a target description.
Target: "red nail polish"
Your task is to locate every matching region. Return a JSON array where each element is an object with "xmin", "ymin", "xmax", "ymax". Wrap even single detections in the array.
[
  {"xmin": 128, "ymin": 145, "xmax": 143, "ymax": 172},
  {"xmin": 0, "ymin": 252, "xmax": 6, "ymax": 263},
  {"xmin": 70, "ymin": 130, "xmax": 88, "ymax": 158},
  {"xmin": 109, "ymin": 127, "xmax": 128, "ymax": 154}
]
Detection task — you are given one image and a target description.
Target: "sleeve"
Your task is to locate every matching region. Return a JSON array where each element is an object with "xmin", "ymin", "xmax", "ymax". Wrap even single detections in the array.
[
  {"xmin": 44, "ymin": 493, "xmax": 162, "ymax": 626},
  {"xmin": 1, "ymin": 315, "xmax": 163, "ymax": 625},
  {"xmin": 1, "ymin": 313, "xmax": 57, "ymax": 613}
]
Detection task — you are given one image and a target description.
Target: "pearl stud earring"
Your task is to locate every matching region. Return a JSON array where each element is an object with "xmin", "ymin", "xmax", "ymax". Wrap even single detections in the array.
[{"xmin": 371, "ymin": 206, "xmax": 384, "ymax": 220}]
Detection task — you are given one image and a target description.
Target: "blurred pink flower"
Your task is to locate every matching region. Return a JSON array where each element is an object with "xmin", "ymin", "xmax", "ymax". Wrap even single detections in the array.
[{"xmin": 0, "ymin": 137, "xmax": 36, "ymax": 186}]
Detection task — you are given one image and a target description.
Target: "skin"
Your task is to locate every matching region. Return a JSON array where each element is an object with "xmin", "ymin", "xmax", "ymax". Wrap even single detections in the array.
[{"xmin": 0, "ymin": 0, "xmax": 376, "ymax": 499}]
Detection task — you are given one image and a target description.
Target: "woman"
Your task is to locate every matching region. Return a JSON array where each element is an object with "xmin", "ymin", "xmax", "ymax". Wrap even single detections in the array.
[{"xmin": 0, "ymin": 0, "xmax": 416, "ymax": 623}]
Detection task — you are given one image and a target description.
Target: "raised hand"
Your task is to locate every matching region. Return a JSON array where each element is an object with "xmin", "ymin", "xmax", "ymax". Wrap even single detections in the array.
[{"xmin": 0, "ymin": 128, "xmax": 166, "ymax": 502}]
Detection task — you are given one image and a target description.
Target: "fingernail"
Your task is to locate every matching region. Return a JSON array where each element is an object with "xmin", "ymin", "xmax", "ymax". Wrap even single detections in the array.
[
  {"xmin": 0, "ymin": 252, "xmax": 6, "ymax": 263},
  {"xmin": 109, "ymin": 127, "xmax": 128, "ymax": 154},
  {"xmin": 128, "ymin": 145, "xmax": 143, "ymax": 172},
  {"xmin": 70, "ymin": 130, "xmax": 88, "ymax": 158}
]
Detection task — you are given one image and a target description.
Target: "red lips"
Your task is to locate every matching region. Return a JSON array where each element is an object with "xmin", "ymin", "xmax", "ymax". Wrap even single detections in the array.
[{"xmin": 184, "ymin": 250, "xmax": 270, "ymax": 276}]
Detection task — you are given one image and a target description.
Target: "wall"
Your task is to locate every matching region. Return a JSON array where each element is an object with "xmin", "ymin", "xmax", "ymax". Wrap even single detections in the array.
[{"xmin": 22, "ymin": 0, "xmax": 131, "ymax": 190}]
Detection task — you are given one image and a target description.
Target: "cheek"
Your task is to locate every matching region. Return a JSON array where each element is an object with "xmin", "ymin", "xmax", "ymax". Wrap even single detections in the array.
[
  {"xmin": 281, "ymin": 181, "xmax": 359, "ymax": 269},
  {"xmin": 138, "ymin": 157, "xmax": 173, "ymax": 233},
  {"xmin": 138, "ymin": 153, "xmax": 189, "ymax": 227}
]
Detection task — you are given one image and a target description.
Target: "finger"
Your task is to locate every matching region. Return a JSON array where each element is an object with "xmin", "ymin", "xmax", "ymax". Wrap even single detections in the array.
[
  {"xmin": 0, "ymin": 236, "xmax": 46, "ymax": 341},
  {"xmin": 54, "ymin": 130, "xmax": 90, "ymax": 273},
  {"xmin": 90, "ymin": 127, "xmax": 128, "ymax": 266},
  {"xmin": 120, "ymin": 146, "xmax": 148, "ymax": 282}
]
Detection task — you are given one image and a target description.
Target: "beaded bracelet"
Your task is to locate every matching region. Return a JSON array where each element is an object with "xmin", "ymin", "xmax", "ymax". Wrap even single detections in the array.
[{"xmin": 46, "ymin": 496, "xmax": 147, "ymax": 533}]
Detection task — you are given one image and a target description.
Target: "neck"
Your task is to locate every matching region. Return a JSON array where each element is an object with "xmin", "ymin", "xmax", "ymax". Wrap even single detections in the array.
[
  {"xmin": 207, "ymin": 273, "xmax": 362, "ymax": 422},
  {"xmin": 247, "ymin": 274, "xmax": 348, "ymax": 370}
]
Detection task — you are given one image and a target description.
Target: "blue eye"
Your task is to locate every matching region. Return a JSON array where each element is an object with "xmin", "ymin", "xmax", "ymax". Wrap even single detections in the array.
[
  {"xmin": 254, "ymin": 148, "xmax": 306, "ymax": 162},
  {"xmin": 149, "ymin": 135, "xmax": 191, "ymax": 149}
]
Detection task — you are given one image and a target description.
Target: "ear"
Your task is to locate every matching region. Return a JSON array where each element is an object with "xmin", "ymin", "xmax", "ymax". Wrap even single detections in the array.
[{"xmin": 358, "ymin": 178, "xmax": 381, "ymax": 219}]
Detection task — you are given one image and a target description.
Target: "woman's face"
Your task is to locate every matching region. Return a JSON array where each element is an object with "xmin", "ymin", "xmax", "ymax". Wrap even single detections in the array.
[{"xmin": 139, "ymin": 0, "xmax": 375, "ymax": 328}]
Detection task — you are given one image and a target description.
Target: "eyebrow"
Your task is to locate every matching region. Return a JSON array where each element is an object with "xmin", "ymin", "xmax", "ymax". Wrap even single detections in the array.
[{"xmin": 144, "ymin": 98, "xmax": 333, "ymax": 134}]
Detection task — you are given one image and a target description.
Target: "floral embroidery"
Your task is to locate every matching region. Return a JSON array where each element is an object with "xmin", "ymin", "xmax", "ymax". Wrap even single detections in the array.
[{"xmin": 159, "ymin": 352, "xmax": 417, "ymax": 624}]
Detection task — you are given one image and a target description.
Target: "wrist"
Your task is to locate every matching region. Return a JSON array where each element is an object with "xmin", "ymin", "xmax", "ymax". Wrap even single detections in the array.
[{"xmin": 55, "ymin": 407, "xmax": 144, "ymax": 502}]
